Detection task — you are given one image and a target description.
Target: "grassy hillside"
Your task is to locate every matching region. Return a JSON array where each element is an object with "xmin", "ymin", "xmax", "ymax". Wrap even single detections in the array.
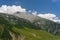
[
  {"xmin": 12, "ymin": 27, "xmax": 60, "ymax": 40},
  {"xmin": 0, "ymin": 13, "xmax": 60, "ymax": 40}
]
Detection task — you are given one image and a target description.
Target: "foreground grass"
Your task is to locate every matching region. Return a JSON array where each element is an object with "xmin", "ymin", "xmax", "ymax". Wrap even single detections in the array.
[{"xmin": 12, "ymin": 27, "xmax": 60, "ymax": 40}]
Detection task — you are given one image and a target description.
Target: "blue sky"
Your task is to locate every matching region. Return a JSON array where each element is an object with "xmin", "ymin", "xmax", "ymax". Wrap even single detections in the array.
[{"xmin": 0, "ymin": 0, "xmax": 60, "ymax": 18}]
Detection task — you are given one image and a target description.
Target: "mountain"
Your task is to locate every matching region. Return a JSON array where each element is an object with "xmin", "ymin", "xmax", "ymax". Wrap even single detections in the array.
[
  {"xmin": 13, "ymin": 12, "xmax": 60, "ymax": 35},
  {"xmin": 0, "ymin": 13, "xmax": 60, "ymax": 40}
]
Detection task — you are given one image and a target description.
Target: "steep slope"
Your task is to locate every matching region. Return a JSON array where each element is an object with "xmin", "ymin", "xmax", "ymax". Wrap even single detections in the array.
[
  {"xmin": 14, "ymin": 12, "xmax": 60, "ymax": 35},
  {"xmin": 0, "ymin": 13, "xmax": 60, "ymax": 40}
]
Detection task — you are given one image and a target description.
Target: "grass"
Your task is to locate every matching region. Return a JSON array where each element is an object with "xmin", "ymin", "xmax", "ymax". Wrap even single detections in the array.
[{"xmin": 12, "ymin": 26, "xmax": 60, "ymax": 40}]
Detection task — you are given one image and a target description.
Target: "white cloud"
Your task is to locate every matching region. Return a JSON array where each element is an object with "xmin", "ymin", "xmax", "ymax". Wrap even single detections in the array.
[
  {"xmin": 32, "ymin": 12, "xmax": 60, "ymax": 23},
  {"xmin": 38, "ymin": 13, "xmax": 60, "ymax": 23},
  {"xmin": 0, "ymin": 5, "xmax": 26, "ymax": 14},
  {"xmin": 37, "ymin": 13, "xmax": 58, "ymax": 20},
  {"xmin": 32, "ymin": 11, "xmax": 37, "ymax": 15}
]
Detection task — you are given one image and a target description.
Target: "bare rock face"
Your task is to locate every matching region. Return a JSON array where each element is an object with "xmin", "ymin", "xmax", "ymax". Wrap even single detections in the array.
[{"xmin": 13, "ymin": 12, "xmax": 42, "ymax": 22}]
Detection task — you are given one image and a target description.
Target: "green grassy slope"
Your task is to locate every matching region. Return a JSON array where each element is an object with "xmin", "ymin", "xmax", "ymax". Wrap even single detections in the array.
[
  {"xmin": 13, "ymin": 27, "xmax": 59, "ymax": 40},
  {"xmin": 0, "ymin": 13, "xmax": 60, "ymax": 40}
]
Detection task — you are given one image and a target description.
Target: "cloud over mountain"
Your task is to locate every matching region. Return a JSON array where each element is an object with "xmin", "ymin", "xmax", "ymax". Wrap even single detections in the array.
[
  {"xmin": 38, "ymin": 13, "xmax": 58, "ymax": 20},
  {"xmin": 0, "ymin": 5, "xmax": 26, "ymax": 14},
  {"xmin": 38, "ymin": 13, "xmax": 60, "ymax": 22},
  {"xmin": 0, "ymin": 5, "xmax": 60, "ymax": 23},
  {"xmin": 32, "ymin": 11, "xmax": 60, "ymax": 23}
]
